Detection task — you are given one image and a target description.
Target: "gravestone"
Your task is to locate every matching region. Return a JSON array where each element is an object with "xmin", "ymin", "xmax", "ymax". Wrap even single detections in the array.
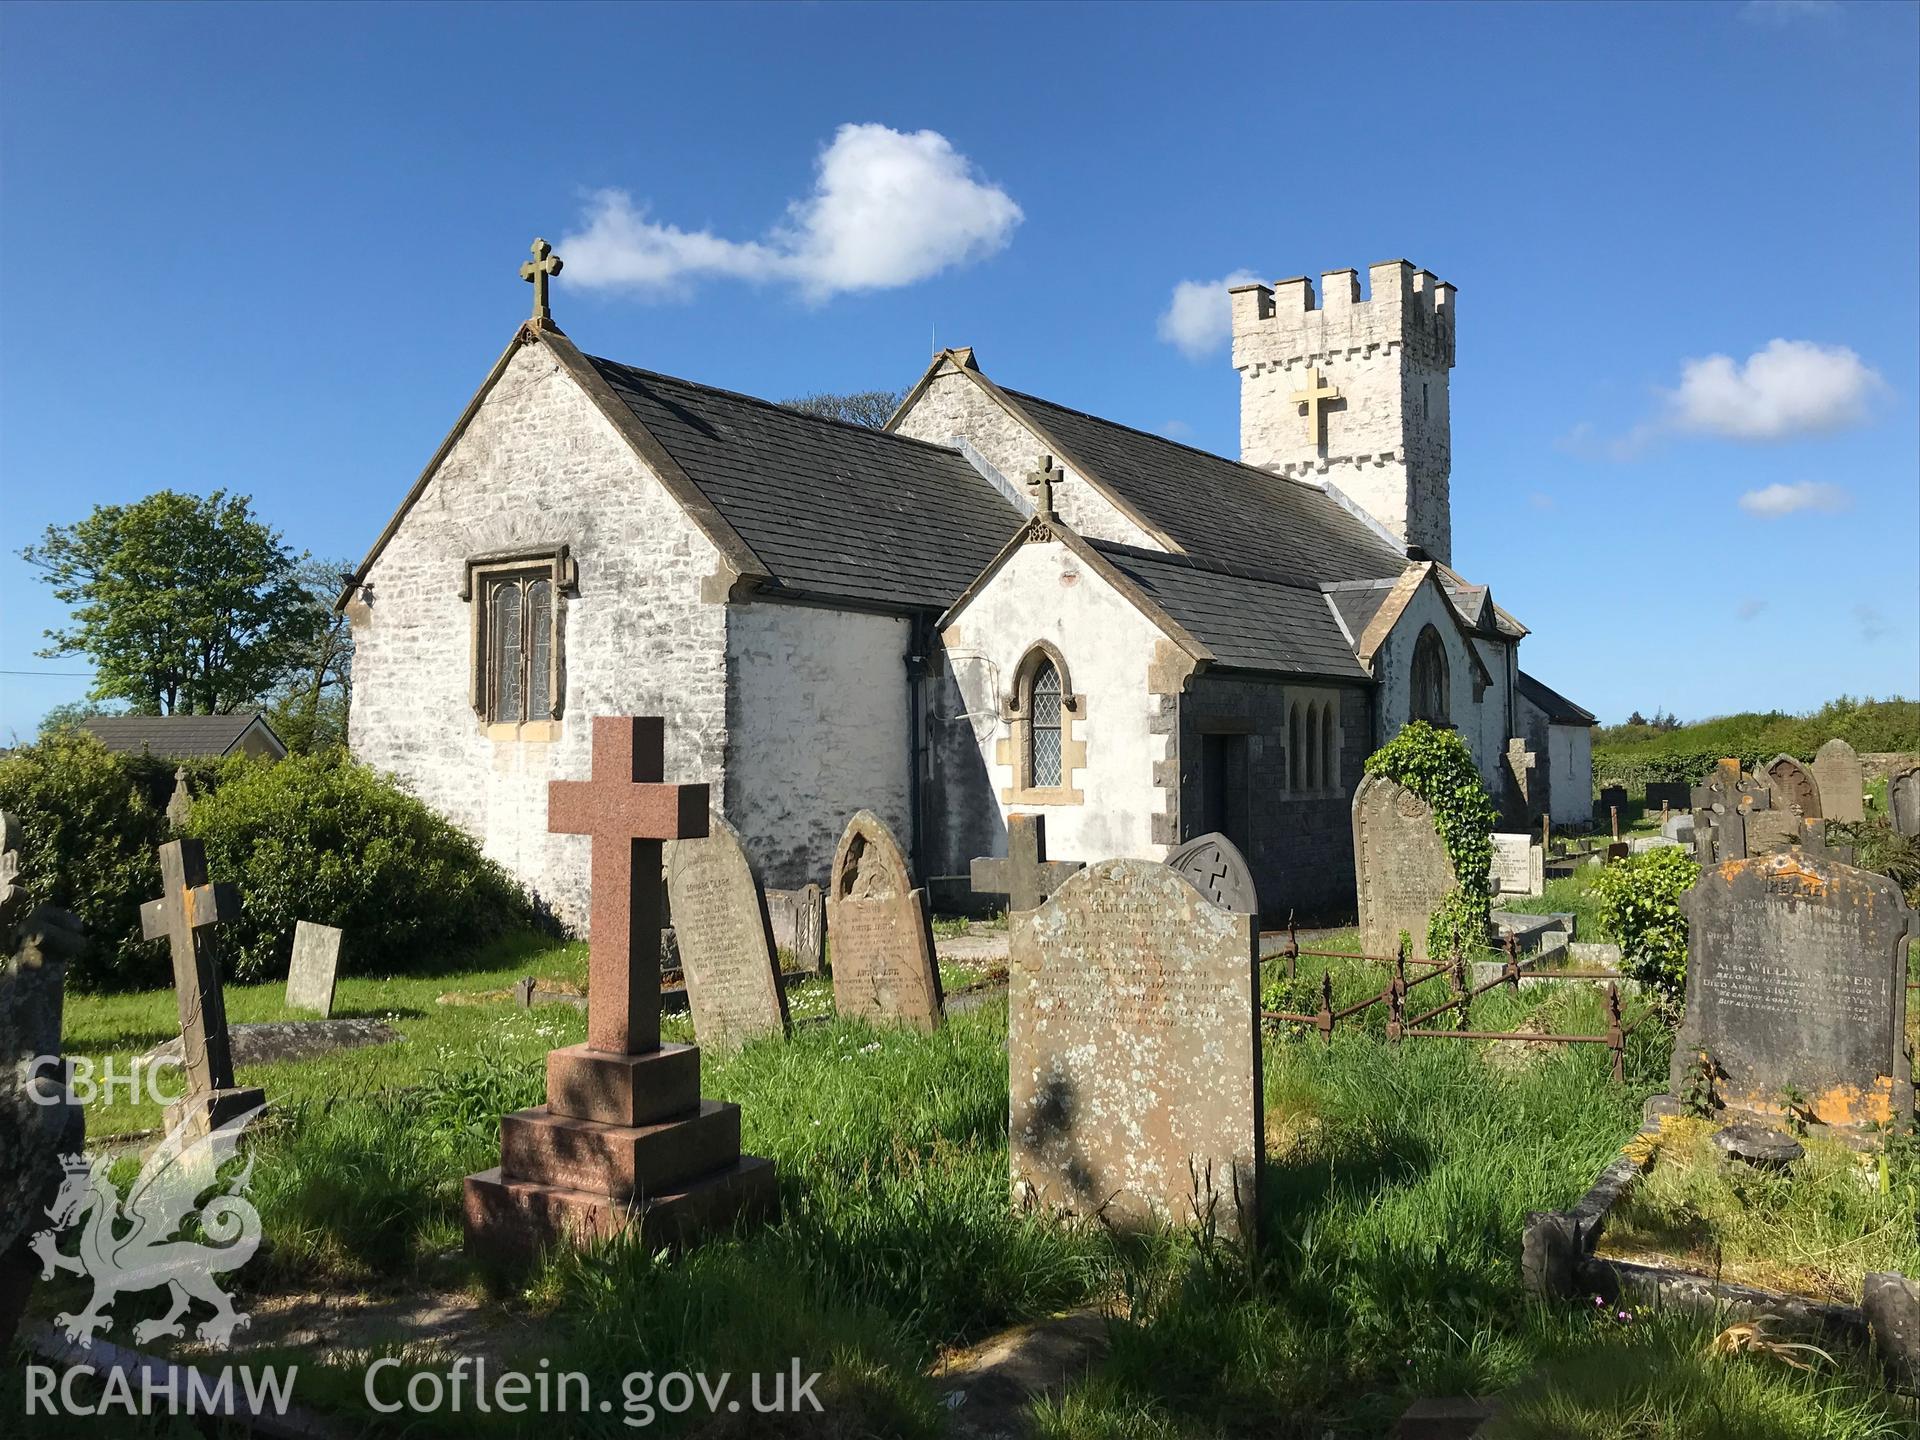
[
  {"xmin": 464, "ymin": 717, "xmax": 775, "ymax": 1267},
  {"xmin": 1763, "ymin": 754, "xmax": 1822, "ymax": 820},
  {"xmin": 1690, "ymin": 759, "xmax": 1772, "ymax": 864},
  {"xmin": 1352, "ymin": 773, "xmax": 1455, "ymax": 961},
  {"xmin": 1644, "ymin": 782, "xmax": 1690, "ymax": 815},
  {"xmin": 164, "ymin": 767, "xmax": 194, "ymax": 832},
  {"xmin": 828, "ymin": 810, "xmax": 944, "ymax": 1031},
  {"xmin": 1163, "ymin": 831, "xmax": 1260, "ymax": 915},
  {"xmin": 1894, "ymin": 768, "xmax": 1920, "ymax": 839},
  {"xmin": 1812, "ymin": 739, "xmax": 1865, "ymax": 825},
  {"xmin": 1489, "ymin": 833, "xmax": 1545, "ymax": 897},
  {"xmin": 1598, "ymin": 785, "xmax": 1628, "ymax": 820},
  {"xmin": 971, "ymin": 814, "xmax": 1083, "ymax": 913},
  {"xmin": 0, "ymin": 814, "xmax": 86, "ymax": 1344},
  {"xmin": 1742, "ymin": 808, "xmax": 1802, "ymax": 857},
  {"xmin": 1009, "ymin": 858, "xmax": 1262, "ymax": 1239},
  {"xmin": 1504, "ymin": 738, "xmax": 1546, "ymax": 828},
  {"xmin": 764, "ymin": 885, "xmax": 825, "ymax": 970},
  {"xmin": 140, "ymin": 839, "xmax": 266, "ymax": 1137},
  {"xmin": 286, "ymin": 920, "xmax": 342, "ymax": 1017},
  {"xmin": 665, "ymin": 813, "xmax": 789, "ymax": 1049},
  {"xmin": 1670, "ymin": 850, "xmax": 1914, "ymax": 1132}
]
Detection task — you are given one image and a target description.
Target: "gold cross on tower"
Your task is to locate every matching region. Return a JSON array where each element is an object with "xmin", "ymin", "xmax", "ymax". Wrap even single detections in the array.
[
  {"xmin": 1289, "ymin": 366, "xmax": 1341, "ymax": 451},
  {"xmin": 1027, "ymin": 453, "xmax": 1062, "ymax": 519},
  {"xmin": 520, "ymin": 237, "xmax": 564, "ymax": 325}
]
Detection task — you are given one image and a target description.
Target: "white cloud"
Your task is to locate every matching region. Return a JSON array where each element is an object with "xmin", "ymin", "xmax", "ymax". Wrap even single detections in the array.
[
  {"xmin": 1736, "ymin": 481, "xmax": 1852, "ymax": 518},
  {"xmin": 1737, "ymin": 598, "xmax": 1769, "ymax": 622},
  {"xmin": 1670, "ymin": 339, "xmax": 1882, "ymax": 441},
  {"xmin": 1157, "ymin": 269, "xmax": 1261, "ymax": 360},
  {"xmin": 561, "ymin": 124, "xmax": 1022, "ymax": 303},
  {"xmin": 1740, "ymin": 0, "xmax": 1839, "ymax": 25}
]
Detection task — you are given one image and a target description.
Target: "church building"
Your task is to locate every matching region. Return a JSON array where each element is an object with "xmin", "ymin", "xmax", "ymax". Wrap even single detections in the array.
[{"xmin": 342, "ymin": 249, "xmax": 1592, "ymax": 929}]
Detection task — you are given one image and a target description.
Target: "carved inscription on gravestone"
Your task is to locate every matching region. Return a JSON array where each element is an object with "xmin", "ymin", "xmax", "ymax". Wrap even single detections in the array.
[
  {"xmin": 1010, "ymin": 859, "xmax": 1262, "ymax": 1239},
  {"xmin": 827, "ymin": 811, "xmax": 943, "ymax": 1031},
  {"xmin": 1489, "ymin": 833, "xmax": 1543, "ymax": 897},
  {"xmin": 1671, "ymin": 852, "xmax": 1914, "ymax": 1129},
  {"xmin": 665, "ymin": 814, "xmax": 789, "ymax": 1049},
  {"xmin": 1353, "ymin": 774, "xmax": 1455, "ymax": 961}
]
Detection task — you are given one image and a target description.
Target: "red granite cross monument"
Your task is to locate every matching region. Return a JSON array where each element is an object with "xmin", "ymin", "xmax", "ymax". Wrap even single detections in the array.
[{"xmin": 464, "ymin": 717, "xmax": 776, "ymax": 1266}]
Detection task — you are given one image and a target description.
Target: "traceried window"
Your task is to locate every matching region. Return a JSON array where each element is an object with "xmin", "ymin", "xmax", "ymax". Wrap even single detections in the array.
[
  {"xmin": 469, "ymin": 550, "xmax": 571, "ymax": 730},
  {"xmin": 1029, "ymin": 660, "xmax": 1063, "ymax": 788},
  {"xmin": 1411, "ymin": 624, "xmax": 1450, "ymax": 726}
]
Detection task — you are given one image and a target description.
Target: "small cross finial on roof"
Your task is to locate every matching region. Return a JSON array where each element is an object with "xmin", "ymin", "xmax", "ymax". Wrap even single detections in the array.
[
  {"xmin": 1026, "ymin": 454, "xmax": 1062, "ymax": 519},
  {"xmin": 520, "ymin": 237, "xmax": 564, "ymax": 325}
]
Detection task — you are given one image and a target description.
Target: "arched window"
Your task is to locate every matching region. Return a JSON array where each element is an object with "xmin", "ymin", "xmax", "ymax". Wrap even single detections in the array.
[
  {"xmin": 1411, "ymin": 624, "xmax": 1450, "ymax": 726},
  {"xmin": 1309, "ymin": 703, "xmax": 1324, "ymax": 790},
  {"xmin": 1029, "ymin": 659, "xmax": 1062, "ymax": 789},
  {"xmin": 1288, "ymin": 703, "xmax": 1303, "ymax": 794},
  {"xmin": 1320, "ymin": 703, "xmax": 1335, "ymax": 792}
]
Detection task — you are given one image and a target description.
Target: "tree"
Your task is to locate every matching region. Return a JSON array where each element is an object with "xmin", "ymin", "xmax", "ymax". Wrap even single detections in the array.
[
  {"xmin": 36, "ymin": 699, "xmax": 122, "ymax": 740},
  {"xmin": 23, "ymin": 490, "xmax": 321, "ymax": 716},
  {"xmin": 263, "ymin": 557, "xmax": 354, "ymax": 753},
  {"xmin": 778, "ymin": 390, "xmax": 906, "ymax": 429},
  {"xmin": 1626, "ymin": 710, "xmax": 1648, "ymax": 727}
]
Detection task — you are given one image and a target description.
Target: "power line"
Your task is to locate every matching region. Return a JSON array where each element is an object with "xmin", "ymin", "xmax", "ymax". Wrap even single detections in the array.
[{"xmin": 0, "ymin": 669, "xmax": 95, "ymax": 677}]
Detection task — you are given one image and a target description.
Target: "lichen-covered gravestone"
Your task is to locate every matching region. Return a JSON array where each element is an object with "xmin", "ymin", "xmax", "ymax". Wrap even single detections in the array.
[
  {"xmin": 665, "ymin": 813, "xmax": 790, "ymax": 1049},
  {"xmin": 1670, "ymin": 850, "xmax": 1915, "ymax": 1131},
  {"xmin": 1352, "ymin": 773, "xmax": 1454, "ymax": 960},
  {"xmin": 1763, "ymin": 754, "xmax": 1822, "ymax": 820},
  {"xmin": 827, "ymin": 810, "xmax": 944, "ymax": 1031},
  {"xmin": 1489, "ymin": 833, "xmax": 1544, "ymax": 897},
  {"xmin": 1009, "ymin": 859, "xmax": 1262, "ymax": 1239},
  {"xmin": 1690, "ymin": 759, "xmax": 1772, "ymax": 864},
  {"xmin": 1163, "ymin": 831, "xmax": 1260, "ymax": 915},
  {"xmin": 286, "ymin": 921, "xmax": 343, "ymax": 1017},
  {"xmin": 1812, "ymin": 739, "xmax": 1865, "ymax": 825},
  {"xmin": 0, "ymin": 812, "xmax": 86, "ymax": 1343}
]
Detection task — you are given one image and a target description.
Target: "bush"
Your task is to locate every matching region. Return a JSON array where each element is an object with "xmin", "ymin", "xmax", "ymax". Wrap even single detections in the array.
[
  {"xmin": 183, "ymin": 752, "xmax": 531, "ymax": 980},
  {"xmin": 1364, "ymin": 721, "xmax": 1498, "ymax": 958},
  {"xmin": 1592, "ymin": 695, "xmax": 1919, "ymax": 794},
  {"xmin": 1593, "ymin": 847, "xmax": 1699, "ymax": 1005}
]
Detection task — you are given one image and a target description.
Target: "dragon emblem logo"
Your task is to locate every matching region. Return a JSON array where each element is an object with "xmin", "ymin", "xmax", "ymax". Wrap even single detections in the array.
[{"xmin": 30, "ymin": 1104, "xmax": 264, "ymax": 1349}]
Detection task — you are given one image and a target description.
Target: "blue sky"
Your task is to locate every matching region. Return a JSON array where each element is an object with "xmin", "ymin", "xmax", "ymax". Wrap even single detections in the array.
[{"xmin": 2, "ymin": 0, "xmax": 1915, "ymax": 740}]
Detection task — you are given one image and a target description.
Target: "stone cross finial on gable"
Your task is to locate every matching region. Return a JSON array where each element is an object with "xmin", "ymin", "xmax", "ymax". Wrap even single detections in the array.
[
  {"xmin": 547, "ymin": 717, "xmax": 708, "ymax": 1054},
  {"xmin": 1026, "ymin": 455, "xmax": 1062, "ymax": 519},
  {"xmin": 1288, "ymin": 366, "xmax": 1341, "ymax": 450},
  {"xmin": 520, "ymin": 237, "xmax": 564, "ymax": 325}
]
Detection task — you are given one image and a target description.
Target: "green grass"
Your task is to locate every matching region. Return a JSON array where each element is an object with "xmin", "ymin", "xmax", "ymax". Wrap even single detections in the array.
[
  {"xmin": 1499, "ymin": 869, "xmax": 1611, "ymax": 942},
  {"xmin": 19, "ymin": 943, "xmax": 1912, "ymax": 1437}
]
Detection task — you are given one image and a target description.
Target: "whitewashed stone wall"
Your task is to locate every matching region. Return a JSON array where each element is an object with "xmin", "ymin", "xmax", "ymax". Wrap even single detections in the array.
[
  {"xmin": 1373, "ymin": 581, "xmax": 1502, "ymax": 790},
  {"xmin": 893, "ymin": 367, "xmax": 1166, "ymax": 551},
  {"xmin": 1232, "ymin": 260, "xmax": 1454, "ymax": 564},
  {"xmin": 724, "ymin": 600, "xmax": 912, "ymax": 890},
  {"xmin": 348, "ymin": 340, "xmax": 730, "ymax": 932},
  {"xmin": 942, "ymin": 538, "xmax": 1169, "ymax": 867}
]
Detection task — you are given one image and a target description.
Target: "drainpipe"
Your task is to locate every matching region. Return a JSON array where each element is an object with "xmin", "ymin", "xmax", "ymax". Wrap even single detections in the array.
[{"xmin": 905, "ymin": 613, "xmax": 930, "ymax": 882}]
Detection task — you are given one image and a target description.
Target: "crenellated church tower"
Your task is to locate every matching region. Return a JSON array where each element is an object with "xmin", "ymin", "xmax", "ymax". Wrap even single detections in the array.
[{"xmin": 1230, "ymin": 260, "xmax": 1456, "ymax": 564}]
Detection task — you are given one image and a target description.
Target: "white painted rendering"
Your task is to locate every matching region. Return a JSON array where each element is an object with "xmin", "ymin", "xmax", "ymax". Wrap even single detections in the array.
[
  {"xmin": 1372, "ymin": 578, "xmax": 1503, "ymax": 789},
  {"xmin": 1547, "ymin": 723, "xmax": 1595, "ymax": 829},
  {"xmin": 943, "ymin": 538, "xmax": 1171, "ymax": 866},
  {"xmin": 892, "ymin": 366, "xmax": 1168, "ymax": 552},
  {"xmin": 724, "ymin": 599, "xmax": 912, "ymax": 890},
  {"xmin": 348, "ymin": 340, "xmax": 731, "ymax": 931}
]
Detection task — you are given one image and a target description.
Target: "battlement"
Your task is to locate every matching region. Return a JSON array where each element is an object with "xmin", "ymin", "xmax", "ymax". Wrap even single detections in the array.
[{"xmin": 1230, "ymin": 260, "xmax": 1455, "ymax": 369}]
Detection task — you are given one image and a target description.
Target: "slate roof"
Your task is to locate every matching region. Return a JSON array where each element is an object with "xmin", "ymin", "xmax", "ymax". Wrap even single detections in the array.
[
  {"xmin": 1000, "ymin": 389, "xmax": 1409, "ymax": 584},
  {"xmin": 81, "ymin": 713, "xmax": 284, "ymax": 758},
  {"xmin": 586, "ymin": 356, "xmax": 1021, "ymax": 611},
  {"xmin": 1517, "ymin": 671, "xmax": 1596, "ymax": 726},
  {"xmin": 1092, "ymin": 544, "xmax": 1371, "ymax": 681},
  {"xmin": 1321, "ymin": 579, "xmax": 1398, "ymax": 648}
]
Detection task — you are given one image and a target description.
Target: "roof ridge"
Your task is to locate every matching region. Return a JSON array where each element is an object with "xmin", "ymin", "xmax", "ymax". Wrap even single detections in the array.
[
  {"xmin": 584, "ymin": 353, "xmax": 969, "ymax": 457},
  {"xmin": 1087, "ymin": 539, "xmax": 1332, "ymax": 596}
]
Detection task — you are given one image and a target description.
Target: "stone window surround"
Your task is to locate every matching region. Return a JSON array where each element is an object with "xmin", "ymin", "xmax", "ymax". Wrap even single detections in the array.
[
  {"xmin": 1285, "ymin": 687, "xmax": 1344, "ymax": 798},
  {"xmin": 1411, "ymin": 623, "xmax": 1451, "ymax": 727},
  {"xmin": 464, "ymin": 545, "xmax": 576, "ymax": 743},
  {"xmin": 997, "ymin": 641, "xmax": 1086, "ymax": 806}
]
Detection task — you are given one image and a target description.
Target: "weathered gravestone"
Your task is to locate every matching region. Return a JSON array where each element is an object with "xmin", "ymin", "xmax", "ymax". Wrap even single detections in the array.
[
  {"xmin": 765, "ymin": 884, "xmax": 825, "ymax": 971},
  {"xmin": 1763, "ymin": 754, "xmax": 1822, "ymax": 820},
  {"xmin": 1163, "ymin": 831, "xmax": 1260, "ymax": 915},
  {"xmin": 1009, "ymin": 859, "xmax": 1262, "ymax": 1239},
  {"xmin": 1598, "ymin": 785, "xmax": 1628, "ymax": 820},
  {"xmin": 971, "ymin": 813, "xmax": 1083, "ymax": 914},
  {"xmin": 665, "ymin": 813, "xmax": 790, "ymax": 1049},
  {"xmin": 1812, "ymin": 739, "xmax": 1865, "ymax": 825},
  {"xmin": 1690, "ymin": 759, "xmax": 1772, "ymax": 864},
  {"xmin": 286, "ymin": 920, "xmax": 342, "ymax": 1017},
  {"xmin": 0, "ymin": 813, "xmax": 86, "ymax": 1344},
  {"xmin": 1889, "ymin": 768, "xmax": 1920, "ymax": 839},
  {"xmin": 164, "ymin": 767, "xmax": 194, "ymax": 832},
  {"xmin": 1503, "ymin": 738, "xmax": 1546, "ymax": 829},
  {"xmin": 1644, "ymin": 782, "xmax": 1690, "ymax": 815},
  {"xmin": 140, "ymin": 838, "xmax": 266, "ymax": 1137},
  {"xmin": 828, "ymin": 810, "xmax": 944, "ymax": 1030},
  {"xmin": 1489, "ymin": 833, "xmax": 1545, "ymax": 897},
  {"xmin": 465, "ymin": 717, "xmax": 775, "ymax": 1267},
  {"xmin": 1352, "ymin": 773, "xmax": 1455, "ymax": 961},
  {"xmin": 1669, "ymin": 850, "xmax": 1914, "ymax": 1131}
]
